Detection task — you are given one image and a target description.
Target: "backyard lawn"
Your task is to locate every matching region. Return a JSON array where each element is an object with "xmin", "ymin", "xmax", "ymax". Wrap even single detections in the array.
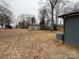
[{"xmin": 0, "ymin": 29, "xmax": 79, "ymax": 59}]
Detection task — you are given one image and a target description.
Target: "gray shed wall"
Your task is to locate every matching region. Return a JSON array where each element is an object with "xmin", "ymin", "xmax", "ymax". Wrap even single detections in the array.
[{"xmin": 64, "ymin": 16, "xmax": 79, "ymax": 46}]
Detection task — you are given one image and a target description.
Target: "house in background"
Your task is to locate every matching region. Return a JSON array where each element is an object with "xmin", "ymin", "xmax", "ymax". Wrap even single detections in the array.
[{"xmin": 59, "ymin": 11, "xmax": 79, "ymax": 47}]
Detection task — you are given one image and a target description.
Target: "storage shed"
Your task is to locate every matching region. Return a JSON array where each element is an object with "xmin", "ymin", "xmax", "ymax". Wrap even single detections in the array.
[{"xmin": 59, "ymin": 11, "xmax": 79, "ymax": 47}]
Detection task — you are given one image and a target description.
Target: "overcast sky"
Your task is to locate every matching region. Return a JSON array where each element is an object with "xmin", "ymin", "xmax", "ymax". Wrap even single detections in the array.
[
  {"xmin": 9, "ymin": 0, "xmax": 79, "ymax": 18},
  {"xmin": 10, "ymin": 0, "xmax": 40, "ymax": 18},
  {"xmin": 6, "ymin": 0, "xmax": 79, "ymax": 26}
]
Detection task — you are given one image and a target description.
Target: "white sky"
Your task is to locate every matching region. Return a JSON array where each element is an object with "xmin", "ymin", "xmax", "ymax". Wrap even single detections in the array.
[
  {"xmin": 9, "ymin": 0, "xmax": 79, "ymax": 18},
  {"xmin": 70, "ymin": 0, "xmax": 79, "ymax": 3},
  {"xmin": 10, "ymin": 0, "xmax": 40, "ymax": 18}
]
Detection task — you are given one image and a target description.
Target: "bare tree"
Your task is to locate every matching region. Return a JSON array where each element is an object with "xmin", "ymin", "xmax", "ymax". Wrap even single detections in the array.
[
  {"xmin": 0, "ymin": 5, "xmax": 13, "ymax": 28},
  {"xmin": 0, "ymin": 0, "xmax": 13, "ymax": 28},
  {"xmin": 48, "ymin": 0, "xmax": 58, "ymax": 31},
  {"xmin": 39, "ymin": 7, "xmax": 48, "ymax": 20},
  {"xmin": 18, "ymin": 14, "xmax": 32, "ymax": 28},
  {"xmin": 54, "ymin": 0, "xmax": 65, "ymax": 25},
  {"xmin": 39, "ymin": 0, "xmax": 65, "ymax": 31},
  {"xmin": 39, "ymin": 7, "xmax": 48, "ymax": 30},
  {"xmin": 73, "ymin": 2, "xmax": 79, "ymax": 11},
  {"xmin": 40, "ymin": 0, "xmax": 77, "ymax": 30}
]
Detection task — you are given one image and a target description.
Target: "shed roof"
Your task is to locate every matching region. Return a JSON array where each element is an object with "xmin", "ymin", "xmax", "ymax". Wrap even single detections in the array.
[{"xmin": 59, "ymin": 10, "xmax": 79, "ymax": 18}]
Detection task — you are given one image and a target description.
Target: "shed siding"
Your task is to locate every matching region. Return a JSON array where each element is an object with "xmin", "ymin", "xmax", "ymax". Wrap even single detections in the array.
[{"xmin": 64, "ymin": 16, "xmax": 79, "ymax": 46}]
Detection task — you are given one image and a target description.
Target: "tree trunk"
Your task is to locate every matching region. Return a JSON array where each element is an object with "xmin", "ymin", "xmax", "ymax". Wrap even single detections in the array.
[
  {"xmin": 56, "ymin": 11, "xmax": 58, "ymax": 25},
  {"xmin": 1, "ymin": 24, "xmax": 4, "ymax": 28},
  {"xmin": 51, "ymin": 6, "xmax": 54, "ymax": 31}
]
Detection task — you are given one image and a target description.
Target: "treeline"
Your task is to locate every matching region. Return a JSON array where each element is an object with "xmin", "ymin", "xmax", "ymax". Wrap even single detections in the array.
[
  {"xmin": 16, "ymin": 14, "xmax": 36, "ymax": 29},
  {"xmin": 16, "ymin": 0, "xmax": 79, "ymax": 31},
  {"xmin": 38, "ymin": 0, "xmax": 79, "ymax": 31}
]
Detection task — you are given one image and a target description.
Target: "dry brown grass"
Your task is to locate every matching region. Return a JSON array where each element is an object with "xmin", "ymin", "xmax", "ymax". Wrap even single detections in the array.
[{"xmin": 0, "ymin": 29, "xmax": 79, "ymax": 59}]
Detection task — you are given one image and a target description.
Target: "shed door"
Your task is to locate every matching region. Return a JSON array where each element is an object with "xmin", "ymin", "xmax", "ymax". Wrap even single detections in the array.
[{"xmin": 64, "ymin": 16, "xmax": 79, "ymax": 46}]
